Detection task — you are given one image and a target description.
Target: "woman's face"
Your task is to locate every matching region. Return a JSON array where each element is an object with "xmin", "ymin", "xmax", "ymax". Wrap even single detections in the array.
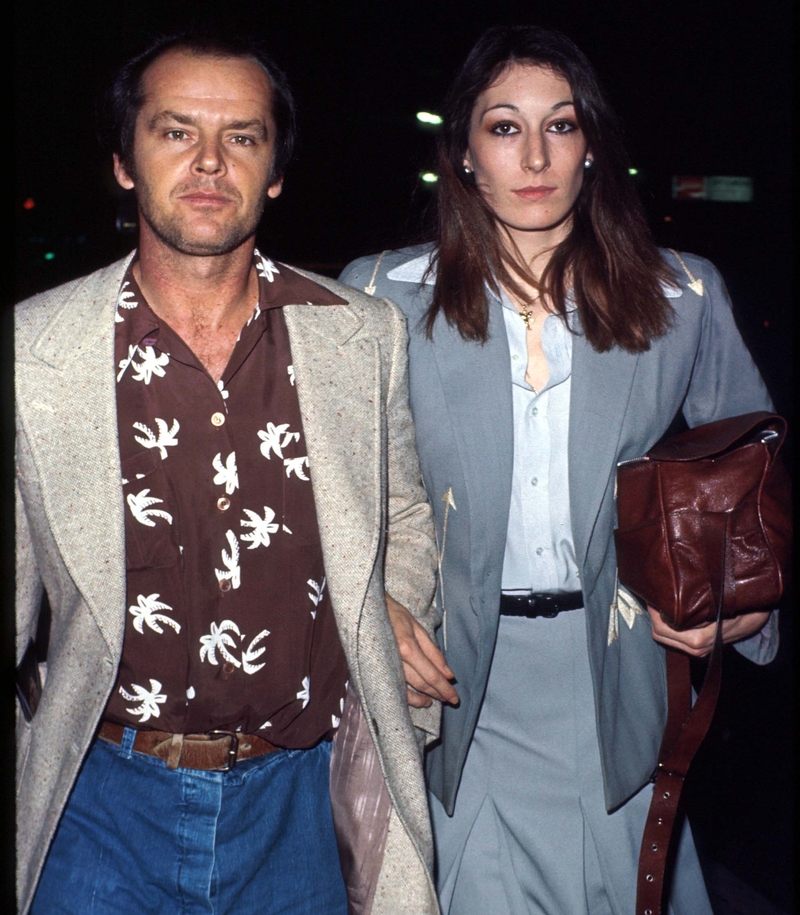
[{"xmin": 464, "ymin": 63, "xmax": 590, "ymax": 258}]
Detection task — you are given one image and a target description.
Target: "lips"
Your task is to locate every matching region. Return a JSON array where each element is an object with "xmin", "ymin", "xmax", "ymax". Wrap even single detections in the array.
[
  {"xmin": 178, "ymin": 191, "xmax": 232, "ymax": 206},
  {"xmin": 512, "ymin": 186, "xmax": 556, "ymax": 200}
]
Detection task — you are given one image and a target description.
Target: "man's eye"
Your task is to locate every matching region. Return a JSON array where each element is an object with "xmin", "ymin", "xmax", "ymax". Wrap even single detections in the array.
[
  {"xmin": 165, "ymin": 130, "xmax": 187, "ymax": 140},
  {"xmin": 230, "ymin": 136, "xmax": 254, "ymax": 146}
]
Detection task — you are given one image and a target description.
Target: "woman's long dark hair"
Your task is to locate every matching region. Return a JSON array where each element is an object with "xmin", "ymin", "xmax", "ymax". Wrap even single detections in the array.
[{"xmin": 427, "ymin": 25, "xmax": 676, "ymax": 352}]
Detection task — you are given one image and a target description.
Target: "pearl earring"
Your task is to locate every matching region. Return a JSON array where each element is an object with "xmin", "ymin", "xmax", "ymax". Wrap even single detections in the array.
[
  {"xmin": 463, "ymin": 165, "xmax": 473, "ymax": 174},
  {"xmin": 584, "ymin": 158, "xmax": 593, "ymax": 169}
]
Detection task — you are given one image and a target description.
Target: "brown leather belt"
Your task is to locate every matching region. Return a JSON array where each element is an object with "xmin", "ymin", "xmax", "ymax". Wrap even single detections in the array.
[{"xmin": 98, "ymin": 721, "xmax": 281, "ymax": 771}]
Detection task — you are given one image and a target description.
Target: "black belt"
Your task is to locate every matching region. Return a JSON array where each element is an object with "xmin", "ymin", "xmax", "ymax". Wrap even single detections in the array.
[{"xmin": 499, "ymin": 591, "xmax": 584, "ymax": 619}]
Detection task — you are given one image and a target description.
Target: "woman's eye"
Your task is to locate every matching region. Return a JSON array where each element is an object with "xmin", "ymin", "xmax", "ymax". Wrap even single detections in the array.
[
  {"xmin": 548, "ymin": 119, "xmax": 577, "ymax": 134},
  {"xmin": 490, "ymin": 121, "xmax": 520, "ymax": 136}
]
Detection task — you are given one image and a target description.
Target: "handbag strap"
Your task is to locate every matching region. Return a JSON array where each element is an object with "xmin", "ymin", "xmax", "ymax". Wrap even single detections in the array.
[{"xmin": 635, "ymin": 520, "xmax": 728, "ymax": 915}]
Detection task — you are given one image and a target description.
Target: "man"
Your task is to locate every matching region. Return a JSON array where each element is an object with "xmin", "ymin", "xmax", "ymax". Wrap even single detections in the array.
[{"xmin": 16, "ymin": 32, "xmax": 440, "ymax": 915}]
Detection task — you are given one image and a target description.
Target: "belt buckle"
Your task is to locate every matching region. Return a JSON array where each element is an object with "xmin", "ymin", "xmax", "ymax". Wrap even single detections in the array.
[
  {"xmin": 533, "ymin": 594, "xmax": 560, "ymax": 619},
  {"xmin": 207, "ymin": 729, "xmax": 239, "ymax": 771}
]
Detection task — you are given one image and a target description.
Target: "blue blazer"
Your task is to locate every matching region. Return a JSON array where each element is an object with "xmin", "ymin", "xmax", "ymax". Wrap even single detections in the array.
[{"xmin": 340, "ymin": 245, "xmax": 778, "ymax": 815}]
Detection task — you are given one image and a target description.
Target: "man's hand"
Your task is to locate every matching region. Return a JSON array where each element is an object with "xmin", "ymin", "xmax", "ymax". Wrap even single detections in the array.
[
  {"xmin": 647, "ymin": 606, "xmax": 770, "ymax": 657},
  {"xmin": 385, "ymin": 593, "xmax": 459, "ymax": 708}
]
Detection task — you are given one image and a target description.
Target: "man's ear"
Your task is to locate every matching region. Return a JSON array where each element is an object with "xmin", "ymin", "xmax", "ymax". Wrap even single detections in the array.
[
  {"xmin": 267, "ymin": 175, "xmax": 283, "ymax": 200},
  {"xmin": 113, "ymin": 153, "xmax": 135, "ymax": 191}
]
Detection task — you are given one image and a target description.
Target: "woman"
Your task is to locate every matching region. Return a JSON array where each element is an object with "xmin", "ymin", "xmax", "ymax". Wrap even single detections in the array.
[{"xmin": 340, "ymin": 25, "xmax": 777, "ymax": 915}]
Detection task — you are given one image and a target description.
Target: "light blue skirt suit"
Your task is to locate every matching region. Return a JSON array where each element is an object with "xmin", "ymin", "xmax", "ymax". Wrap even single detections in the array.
[{"xmin": 340, "ymin": 245, "xmax": 778, "ymax": 915}]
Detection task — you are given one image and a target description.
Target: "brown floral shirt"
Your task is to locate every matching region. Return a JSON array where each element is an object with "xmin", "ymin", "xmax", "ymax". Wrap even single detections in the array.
[{"xmin": 104, "ymin": 250, "xmax": 350, "ymax": 748}]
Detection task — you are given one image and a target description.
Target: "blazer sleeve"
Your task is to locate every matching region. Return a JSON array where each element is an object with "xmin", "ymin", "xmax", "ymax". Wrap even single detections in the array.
[
  {"xmin": 381, "ymin": 297, "xmax": 438, "ymax": 626},
  {"xmin": 378, "ymin": 296, "xmax": 441, "ymax": 741},
  {"xmin": 680, "ymin": 255, "xmax": 780, "ymax": 665}
]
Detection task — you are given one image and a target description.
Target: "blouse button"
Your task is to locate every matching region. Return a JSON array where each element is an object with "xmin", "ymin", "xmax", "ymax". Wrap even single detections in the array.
[
  {"xmin": 217, "ymin": 497, "xmax": 231, "ymax": 511},
  {"xmin": 219, "ymin": 579, "xmax": 232, "ymax": 593},
  {"xmin": 211, "ymin": 412, "xmax": 226, "ymax": 427}
]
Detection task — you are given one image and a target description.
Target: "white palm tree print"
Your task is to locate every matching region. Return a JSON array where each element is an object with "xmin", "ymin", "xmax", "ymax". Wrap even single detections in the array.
[
  {"xmin": 240, "ymin": 506, "xmax": 279, "ymax": 549},
  {"xmin": 296, "ymin": 676, "xmax": 310, "ymax": 709},
  {"xmin": 217, "ymin": 379, "xmax": 230, "ymax": 401},
  {"xmin": 117, "ymin": 343, "xmax": 140, "ymax": 381},
  {"xmin": 199, "ymin": 620, "xmax": 242, "ymax": 667},
  {"xmin": 115, "ymin": 281, "xmax": 139, "ymax": 323},
  {"xmin": 255, "ymin": 250, "xmax": 280, "ymax": 282},
  {"xmin": 284, "ymin": 456, "xmax": 310, "ymax": 480},
  {"xmin": 287, "ymin": 365, "xmax": 296, "ymax": 386},
  {"xmin": 242, "ymin": 629, "xmax": 271, "ymax": 674},
  {"xmin": 133, "ymin": 418, "xmax": 180, "ymax": 459},
  {"xmin": 130, "ymin": 346, "xmax": 170, "ymax": 384},
  {"xmin": 307, "ymin": 577, "xmax": 326, "ymax": 618},
  {"xmin": 215, "ymin": 530, "xmax": 241, "ymax": 589},
  {"xmin": 127, "ymin": 489, "xmax": 173, "ymax": 527},
  {"xmin": 245, "ymin": 301, "xmax": 262, "ymax": 327},
  {"xmin": 332, "ymin": 694, "xmax": 345, "ymax": 729},
  {"xmin": 213, "ymin": 452, "xmax": 239, "ymax": 494},
  {"xmin": 258, "ymin": 422, "xmax": 300, "ymax": 460},
  {"xmin": 119, "ymin": 679, "xmax": 167, "ymax": 723},
  {"xmin": 129, "ymin": 593, "xmax": 181, "ymax": 634}
]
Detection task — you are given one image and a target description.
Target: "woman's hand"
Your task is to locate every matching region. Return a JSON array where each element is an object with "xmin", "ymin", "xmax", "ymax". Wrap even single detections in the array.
[
  {"xmin": 647, "ymin": 606, "xmax": 771, "ymax": 657},
  {"xmin": 385, "ymin": 593, "xmax": 460, "ymax": 707}
]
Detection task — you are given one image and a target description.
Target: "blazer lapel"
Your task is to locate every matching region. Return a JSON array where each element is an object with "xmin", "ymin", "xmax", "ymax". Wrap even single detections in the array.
[
  {"xmin": 569, "ymin": 333, "xmax": 640, "ymax": 567},
  {"xmin": 429, "ymin": 305, "xmax": 514, "ymax": 594},
  {"xmin": 284, "ymin": 303, "xmax": 380, "ymax": 646},
  {"xmin": 19, "ymin": 258, "xmax": 132, "ymax": 657}
]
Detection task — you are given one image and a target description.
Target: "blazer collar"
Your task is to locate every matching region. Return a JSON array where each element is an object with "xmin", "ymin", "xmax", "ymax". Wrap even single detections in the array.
[
  {"xmin": 386, "ymin": 250, "xmax": 684, "ymax": 300},
  {"xmin": 30, "ymin": 255, "xmax": 134, "ymax": 369}
]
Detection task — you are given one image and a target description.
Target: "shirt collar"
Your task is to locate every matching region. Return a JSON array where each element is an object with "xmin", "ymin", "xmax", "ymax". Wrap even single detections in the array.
[
  {"xmin": 114, "ymin": 248, "xmax": 347, "ymax": 343},
  {"xmin": 252, "ymin": 249, "xmax": 348, "ymax": 309}
]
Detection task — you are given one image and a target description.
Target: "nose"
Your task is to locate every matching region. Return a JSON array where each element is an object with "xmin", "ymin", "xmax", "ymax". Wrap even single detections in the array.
[
  {"xmin": 191, "ymin": 137, "xmax": 227, "ymax": 177},
  {"xmin": 522, "ymin": 131, "xmax": 549, "ymax": 172}
]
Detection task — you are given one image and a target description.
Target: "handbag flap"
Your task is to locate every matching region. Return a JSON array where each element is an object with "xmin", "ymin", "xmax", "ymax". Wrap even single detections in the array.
[{"xmin": 646, "ymin": 411, "xmax": 785, "ymax": 462}]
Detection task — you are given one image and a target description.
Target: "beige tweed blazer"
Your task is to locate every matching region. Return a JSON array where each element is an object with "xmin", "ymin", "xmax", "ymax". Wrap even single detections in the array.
[{"xmin": 15, "ymin": 254, "xmax": 441, "ymax": 915}]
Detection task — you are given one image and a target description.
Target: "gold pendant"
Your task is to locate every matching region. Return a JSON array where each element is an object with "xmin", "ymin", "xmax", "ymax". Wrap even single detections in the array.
[{"xmin": 520, "ymin": 307, "xmax": 535, "ymax": 330}]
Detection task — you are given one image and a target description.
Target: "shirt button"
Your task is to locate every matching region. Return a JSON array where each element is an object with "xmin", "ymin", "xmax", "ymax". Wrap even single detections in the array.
[
  {"xmin": 219, "ymin": 579, "xmax": 232, "ymax": 593},
  {"xmin": 531, "ymin": 406, "xmax": 538, "ymax": 416},
  {"xmin": 512, "ymin": 354, "xmax": 519, "ymax": 361},
  {"xmin": 211, "ymin": 412, "xmax": 226, "ymax": 427},
  {"xmin": 536, "ymin": 547, "xmax": 544, "ymax": 556},
  {"xmin": 531, "ymin": 477, "xmax": 538, "ymax": 486},
  {"xmin": 217, "ymin": 497, "xmax": 231, "ymax": 511}
]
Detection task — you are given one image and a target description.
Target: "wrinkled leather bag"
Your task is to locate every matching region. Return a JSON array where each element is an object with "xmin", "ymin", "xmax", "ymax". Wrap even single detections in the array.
[
  {"xmin": 614, "ymin": 412, "xmax": 791, "ymax": 915},
  {"xmin": 615, "ymin": 412, "xmax": 791, "ymax": 630}
]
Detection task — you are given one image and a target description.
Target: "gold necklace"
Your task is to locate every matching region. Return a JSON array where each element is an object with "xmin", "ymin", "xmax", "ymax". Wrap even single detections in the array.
[{"xmin": 519, "ymin": 305, "xmax": 536, "ymax": 330}]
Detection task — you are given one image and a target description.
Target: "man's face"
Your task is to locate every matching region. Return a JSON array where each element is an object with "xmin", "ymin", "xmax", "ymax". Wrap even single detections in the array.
[{"xmin": 114, "ymin": 49, "xmax": 283, "ymax": 257}]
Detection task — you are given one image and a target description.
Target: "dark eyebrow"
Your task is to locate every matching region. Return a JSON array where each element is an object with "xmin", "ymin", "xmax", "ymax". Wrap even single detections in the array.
[
  {"xmin": 479, "ymin": 99, "xmax": 575, "ymax": 119},
  {"xmin": 147, "ymin": 110, "xmax": 269, "ymax": 139}
]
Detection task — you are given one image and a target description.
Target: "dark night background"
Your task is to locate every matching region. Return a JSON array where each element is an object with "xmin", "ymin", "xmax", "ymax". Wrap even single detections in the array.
[{"xmin": 10, "ymin": 0, "xmax": 793, "ymax": 912}]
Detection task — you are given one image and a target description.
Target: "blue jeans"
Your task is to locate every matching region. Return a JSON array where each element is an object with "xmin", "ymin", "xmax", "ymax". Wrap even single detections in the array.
[{"xmin": 32, "ymin": 730, "xmax": 348, "ymax": 914}]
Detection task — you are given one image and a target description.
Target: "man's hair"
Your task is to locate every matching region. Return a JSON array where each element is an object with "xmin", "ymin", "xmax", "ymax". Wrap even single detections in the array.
[
  {"xmin": 427, "ymin": 25, "xmax": 676, "ymax": 352},
  {"xmin": 99, "ymin": 30, "xmax": 297, "ymax": 183}
]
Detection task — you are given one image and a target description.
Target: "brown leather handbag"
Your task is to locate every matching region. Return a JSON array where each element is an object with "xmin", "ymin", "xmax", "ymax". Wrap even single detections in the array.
[{"xmin": 614, "ymin": 411, "xmax": 791, "ymax": 915}]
